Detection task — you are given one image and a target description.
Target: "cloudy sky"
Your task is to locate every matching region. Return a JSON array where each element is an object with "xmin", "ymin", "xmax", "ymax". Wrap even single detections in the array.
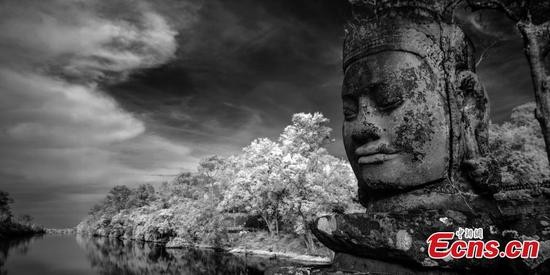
[{"xmin": 0, "ymin": 0, "xmax": 535, "ymax": 227}]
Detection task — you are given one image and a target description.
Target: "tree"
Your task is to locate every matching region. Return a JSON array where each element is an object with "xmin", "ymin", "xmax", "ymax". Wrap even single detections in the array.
[
  {"xmin": 127, "ymin": 184, "xmax": 156, "ymax": 208},
  {"xmin": 104, "ymin": 185, "xmax": 133, "ymax": 212},
  {"xmin": 467, "ymin": 0, "xmax": 550, "ymax": 163},
  {"xmin": 197, "ymin": 155, "xmax": 227, "ymax": 203},
  {"xmin": 217, "ymin": 112, "xmax": 359, "ymax": 244},
  {"xmin": 277, "ymin": 113, "xmax": 357, "ymax": 251},
  {"xmin": 17, "ymin": 214, "xmax": 33, "ymax": 224},
  {"xmin": 278, "ymin": 150, "xmax": 357, "ymax": 252},
  {"xmin": 488, "ymin": 102, "xmax": 550, "ymax": 188},
  {"xmin": 165, "ymin": 172, "xmax": 201, "ymax": 200},
  {"xmin": 218, "ymin": 138, "xmax": 286, "ymax": 236},
  {"xmin": 0, "ymin": 190, "xmax": 13, "ymax": 222},
  {"xmin": 279, "ymin": 112, "xmax": 333, "ymax": 153}
]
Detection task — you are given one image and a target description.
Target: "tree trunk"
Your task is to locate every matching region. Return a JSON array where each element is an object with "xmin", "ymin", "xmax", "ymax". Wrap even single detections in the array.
[
  {"xmin": 273, "ymin": 202, "xmax": 279, "ymax": 236},
  {"xmin": 210, "ymin": 182, "xmax": 215, "ymax": 208},
  {"xmin": 275, "ymin": 216, "xmax": 279, "ymax": 236},
  {"xmin": 296, "ymin": 201, "xmax": 316, "ymax": 253},
  {"xmin": 518, "ymin": 21, "xmax": 550, "ymax": 163},
  {"xmin": 303, "ymin": 221, "xmax": 316, "ymax": 253},
  {"xmin": 261, "ymin": 214, "xmax": 273, "ymax": 236}
]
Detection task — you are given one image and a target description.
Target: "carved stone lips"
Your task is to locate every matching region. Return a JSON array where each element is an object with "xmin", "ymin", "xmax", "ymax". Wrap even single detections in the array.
[
  {"xmin": 357, "ymin": 153, "xmax": 399, "ymax": 164},
  {"xmin": 355, "ymin": 144, "xmax": 400, "ymax": 165}
]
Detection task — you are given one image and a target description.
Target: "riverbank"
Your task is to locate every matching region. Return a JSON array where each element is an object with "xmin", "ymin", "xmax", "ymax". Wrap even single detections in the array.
[
  {"xmin": 78, "ymin": 227, "xmax": 333, "ymax": 264},
  {"xmin": 228, "ymin": 248, "xmax": 331, "ymax": 263},
  {"xmin": 1, "ymin": 190, "xmax": 45, "ymax": 240},
  {"xmin": 77, "ymin": 201, "xmax": 335, "ymax": 264},
  {"xmin": 0, "ymin": 221, "xmax": 45, "ymax": 240}
]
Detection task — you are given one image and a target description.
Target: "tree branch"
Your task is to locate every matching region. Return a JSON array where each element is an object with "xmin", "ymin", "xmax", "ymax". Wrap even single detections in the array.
[
  {"xmin": 520, "ymin": 0, "xmax": 529, "ymax": 20},
  {"xmin": 476, "ymin": 39, "xmax": 500, "ymax": 68},
  {"xmin": 445, "ymin": 0, "xmax": 463, "ymax": 19}
]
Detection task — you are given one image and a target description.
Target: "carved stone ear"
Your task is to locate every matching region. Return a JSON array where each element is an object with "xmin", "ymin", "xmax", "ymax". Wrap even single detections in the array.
[
  {"xmin": 457, "ymin": 70, "xmax": 489, "ymax": 160},
  {"xmin": 457, "ymin": 71, "xmax": 492, "ymax": 192}
]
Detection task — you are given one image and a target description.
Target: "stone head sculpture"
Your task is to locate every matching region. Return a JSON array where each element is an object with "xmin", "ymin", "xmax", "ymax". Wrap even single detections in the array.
[
  {"xmin": 342, "ymin": 0, "xmax": 490, "ymax": 211},
  {"xmin": 312, "ymin": 2, "xmax": 550, "ymax": 272}
]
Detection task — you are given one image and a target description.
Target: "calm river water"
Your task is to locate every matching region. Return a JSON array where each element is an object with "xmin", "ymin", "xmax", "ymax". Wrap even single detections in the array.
[{"xmin": 0, "ymin": 235, "xmax": 316, "ymax": 275}]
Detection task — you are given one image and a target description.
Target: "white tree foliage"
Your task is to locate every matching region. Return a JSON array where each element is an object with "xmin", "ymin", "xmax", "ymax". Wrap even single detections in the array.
[{"xmin": 218, "ymin": 113, "xmax": 358, "ymax": 238}]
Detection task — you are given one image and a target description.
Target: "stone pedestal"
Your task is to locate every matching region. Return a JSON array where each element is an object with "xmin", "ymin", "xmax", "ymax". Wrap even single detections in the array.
[{"xmin": 309, "ymin": 189, "xmax": 550, "ymax": 274}]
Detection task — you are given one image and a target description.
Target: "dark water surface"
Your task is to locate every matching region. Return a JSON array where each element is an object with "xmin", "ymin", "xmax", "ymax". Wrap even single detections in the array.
[{"xmin": 0, "ymin": 235, "xmax": 313, "ymax": 275}]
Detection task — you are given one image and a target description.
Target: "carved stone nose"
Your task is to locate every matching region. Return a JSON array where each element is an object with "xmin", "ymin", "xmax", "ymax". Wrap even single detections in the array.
[{"xmin": 352, "ymin": 120, "xmax": 381, "ymax": 144}]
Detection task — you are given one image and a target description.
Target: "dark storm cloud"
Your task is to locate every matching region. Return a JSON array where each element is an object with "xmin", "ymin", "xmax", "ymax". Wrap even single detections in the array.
[
  {"xmin": 0, "ymin": 0, "xmax": 536, "ymax": 227},
  {"xmin": 105, "ymin": 0, "xmax": 351, "ymax": 157}
]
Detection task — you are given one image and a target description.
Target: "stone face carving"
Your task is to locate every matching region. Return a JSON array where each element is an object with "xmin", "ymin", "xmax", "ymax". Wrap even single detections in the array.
[
  {"xmin": 343, "ymin": 52, "xmax": 450, "ymax": 195},
  {"xmin": 312, "ymin": 1, "xmax": 550, "ymax": 274},
  {"xmin": 342, "ymin": 0, "xmax": 489, "ymax": 213}
]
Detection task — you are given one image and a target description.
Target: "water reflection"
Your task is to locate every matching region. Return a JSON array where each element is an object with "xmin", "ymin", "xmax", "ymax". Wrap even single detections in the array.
[
  {"xmin": 1, "ymin": 235, "xmax": 313, "ymax": 275},
  {"xmin": 1, "ymin": 237, "xmax": 38, "ymax": 274},
  {"xmin": 77, "ymin": 236, "xmax": 270, "ymax": 275}
]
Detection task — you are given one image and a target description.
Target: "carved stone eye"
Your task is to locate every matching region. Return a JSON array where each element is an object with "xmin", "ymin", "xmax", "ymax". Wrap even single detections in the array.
[
  {"xmin": 377, "ymin": 98, "xmax": 404, "ymax": 111},
  {"xmin": 374, "ymin": 84, "xmax": 404, "ymax": 112}
]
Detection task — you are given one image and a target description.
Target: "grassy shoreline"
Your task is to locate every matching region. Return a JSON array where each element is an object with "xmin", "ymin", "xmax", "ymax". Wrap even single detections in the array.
[
  {"xmin": 227, "ymin": 247, "xmax": 331, "ymax": 263},
  {"xmin": 164, "ymin": 241, "xmax": 332, "ymax": 264},
  {"xmin": 164, "ymin": 234, "xmax": 332, "ymax": 264}
]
